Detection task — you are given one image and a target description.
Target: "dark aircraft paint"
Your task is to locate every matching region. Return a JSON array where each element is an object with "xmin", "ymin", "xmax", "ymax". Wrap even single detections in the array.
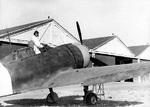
[{"xmin": 1, "ymin": 43, "xmax": 90, "ymax": 93}]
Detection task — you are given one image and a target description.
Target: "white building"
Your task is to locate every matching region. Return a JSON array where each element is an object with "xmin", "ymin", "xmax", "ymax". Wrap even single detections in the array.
[
  {"xmin": 83, "ymin": 36, "xmax": 135, "ymax": 65},
  {"xmin": 129, "ymin": 45, "xmax": 150, "ymax": 82},
  {"xmin": 129, "ymin": 45, "xmax": 150, "ymax": 60},
  {"xmin": 83, "ymin": 36, "xmax": 136, "ymax": 82},
  {"xmin": 0, "ymin": 18, "xmax": 80, "ymax": 47}
]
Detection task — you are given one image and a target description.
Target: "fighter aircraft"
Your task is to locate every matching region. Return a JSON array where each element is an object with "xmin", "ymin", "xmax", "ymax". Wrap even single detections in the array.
[{"xmin": 0, "ymin": 19, "xmax": 150, "ymax": 105}]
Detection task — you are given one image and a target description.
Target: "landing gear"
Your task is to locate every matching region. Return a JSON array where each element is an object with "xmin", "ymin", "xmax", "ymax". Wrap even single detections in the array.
[
  {"xmin": 45, "ymin": 85, "xmax": 103, "ymax": 105},
  {"xmin": 46, "ymin": 88, "xmax": 59, "ymax": 104},
  {"xmin": 83, "ymin": 86, "xmax": 98, "ymax": 105},
  {"xmin": 85, "ymin": 92, "xmax": 98, "ymax": 105}
]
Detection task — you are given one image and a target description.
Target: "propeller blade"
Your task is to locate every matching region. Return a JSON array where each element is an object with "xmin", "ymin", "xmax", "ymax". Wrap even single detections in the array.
[{"xmin": 76, "ymin": 21, "xmax": 83, "ymax": 44}]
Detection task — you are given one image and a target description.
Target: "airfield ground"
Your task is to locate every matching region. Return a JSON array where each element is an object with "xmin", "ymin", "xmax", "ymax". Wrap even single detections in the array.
[{"xmin": 0, "ymin": 82, "xmax": 150, "ymax": 107}]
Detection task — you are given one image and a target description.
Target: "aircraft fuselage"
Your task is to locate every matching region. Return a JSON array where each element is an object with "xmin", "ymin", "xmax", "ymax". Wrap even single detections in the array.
[{"xmin": 0, "ymin": 43, "xmax": 90, "ymax": 95}]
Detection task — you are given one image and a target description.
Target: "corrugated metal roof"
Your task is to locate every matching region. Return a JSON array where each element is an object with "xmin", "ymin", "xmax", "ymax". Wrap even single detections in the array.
[
  {"xmin": 83, "ymin": 36, "xmax": 115, "ymax": 49},
  {"xmin": 128, "ymin": 45, "xmax": 149, "ymax": 56}
]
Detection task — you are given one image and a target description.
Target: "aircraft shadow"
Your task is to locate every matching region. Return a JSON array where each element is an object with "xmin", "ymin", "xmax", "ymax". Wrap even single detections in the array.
[{"xmin": 5, "ymin": 95, "xmax": 143, "ymax": 107}]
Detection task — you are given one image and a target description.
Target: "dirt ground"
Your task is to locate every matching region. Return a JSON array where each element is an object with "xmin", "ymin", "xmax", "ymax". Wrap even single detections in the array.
[{"xmin": 0, "ymin": 82, "xmax": 150, "ymax": 107}]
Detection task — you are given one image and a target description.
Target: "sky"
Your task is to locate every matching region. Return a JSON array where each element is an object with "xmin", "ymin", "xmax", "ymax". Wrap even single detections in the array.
[{"xmin": 1, "ymin": 0, "xmax": 150, "ymax": 46}]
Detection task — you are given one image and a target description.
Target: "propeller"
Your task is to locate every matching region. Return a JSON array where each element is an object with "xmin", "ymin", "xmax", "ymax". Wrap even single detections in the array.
[
  {"xmin": 76, "ymin": 21, "xmax": 83, "ymax": 44},
  {"xmin": 76, "ymin": 21, "xmax": 106, "ymax": 66}
]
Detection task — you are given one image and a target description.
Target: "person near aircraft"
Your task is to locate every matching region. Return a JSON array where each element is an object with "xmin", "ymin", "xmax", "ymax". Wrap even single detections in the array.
[{"xmin": 31, "ymin": 30, "xmax": 43, "ymax": 54}]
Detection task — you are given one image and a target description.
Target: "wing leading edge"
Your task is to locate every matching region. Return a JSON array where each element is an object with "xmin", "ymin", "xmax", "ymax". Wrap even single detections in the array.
[{"xmin": 48, "ymin": 62, "xmax": 150, "ymax": 87}]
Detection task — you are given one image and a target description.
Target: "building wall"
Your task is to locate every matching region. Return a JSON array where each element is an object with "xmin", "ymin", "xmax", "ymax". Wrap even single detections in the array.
[
  {"xmin": 138, "ymin": 47, "xmax": 150, "ymax": 60},
  {"xmin": 95, "ymin": 54, "xmax": 115, "ymax": 66},
  {"xmin": 139, "ymin": 59, "xmax": 150, "ymax": 82},
  {"xmin": 133, "ymin": 58, "xmax": 150, "ymax": 83},
  {"xmin": 89, "ymin": 53, "xmax": 150, "ymax": 83},
  {"xmin": 0, "ymin": 42, "xmax": 27, "ymax": 59},
  {"xmin": 95, "ymin": 38, "xmax": 134, "ymax": 57},
  {"xmin": 132, "ymin": 58, "xmax": 138, "ymax": 63}
]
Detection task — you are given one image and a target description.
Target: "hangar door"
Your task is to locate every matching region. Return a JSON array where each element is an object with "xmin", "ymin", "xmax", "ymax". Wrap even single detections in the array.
[{"xmin": 116, "ymin": 56, "xmax": 133, "ymax": 82}]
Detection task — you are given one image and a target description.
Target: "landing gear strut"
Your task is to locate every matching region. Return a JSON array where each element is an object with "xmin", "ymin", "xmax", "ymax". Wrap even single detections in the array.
[
  {"xmin": 83, "ymin": 86, "xmax": 98, "ymax": 105},
  {"xmin": 46, "ymin": 88, "xmax": 59, "ymax": 104}
]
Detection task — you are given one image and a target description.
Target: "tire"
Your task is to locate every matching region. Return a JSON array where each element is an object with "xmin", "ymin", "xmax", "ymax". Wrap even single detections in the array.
[
  {"xmin": 85, "ymin": 92, "xmax": 98, "ymax": 105},
  {"xmin": 46, "ymin": 92, "xmax": 59, "ymax": 104}
]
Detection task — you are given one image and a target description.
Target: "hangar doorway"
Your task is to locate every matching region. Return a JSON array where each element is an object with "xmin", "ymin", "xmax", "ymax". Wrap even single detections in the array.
[{"xmin": 115, "ymin": 56, "xmax": 133, "ymax": 82}]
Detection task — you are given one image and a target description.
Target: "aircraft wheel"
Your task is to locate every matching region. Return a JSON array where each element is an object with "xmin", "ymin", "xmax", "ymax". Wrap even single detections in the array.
[
  {"xmin": 85, "ymin": 92, "xmax": 98, "ymax": 105},
  {"xmin": 46, "ymin": 92, "xmax": 59, "ymax": 104}
]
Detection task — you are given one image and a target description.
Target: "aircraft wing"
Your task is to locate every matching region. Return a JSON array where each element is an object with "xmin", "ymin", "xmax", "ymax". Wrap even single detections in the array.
[{"xmin": 48, "ymin": 62, "xmax": 150, "ymax": 87}]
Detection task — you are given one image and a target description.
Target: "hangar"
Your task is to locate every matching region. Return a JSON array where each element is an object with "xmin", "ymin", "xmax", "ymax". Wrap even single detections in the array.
[
  {"xmin": 83, "ymin": 36, "xmax": 136, "ymax": 82},
  {"xmin": 83, "ymin": 36, "xmax": 135, "ymax": 65},
  {"xmin": 129, "ymin": 45, "xmax": 150, "ymax": 82},
  {"xmin": 0, "ymin": 18, "xmax": 80, "ymax": 59},
  {"xmin": 129, "ymin": 45, "xmax": 150, "ymax": 61}
]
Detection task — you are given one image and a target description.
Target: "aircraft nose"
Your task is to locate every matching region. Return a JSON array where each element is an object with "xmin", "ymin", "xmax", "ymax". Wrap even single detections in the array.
[{"xmin": 73, "ymin": 44, "xmax": 90, "ymax": 67}]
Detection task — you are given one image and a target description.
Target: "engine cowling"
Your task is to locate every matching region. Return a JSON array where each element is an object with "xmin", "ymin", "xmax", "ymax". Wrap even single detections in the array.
[
  {"xmin": 71, "ymin": 44, "xmax": 90, "ymax": 68},
  {"xmin": 56, "ymin": 43, "xmax": 90, "ymax": 68}
]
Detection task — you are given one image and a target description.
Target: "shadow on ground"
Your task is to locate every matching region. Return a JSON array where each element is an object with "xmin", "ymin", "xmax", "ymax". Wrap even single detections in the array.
[{"xmin": 4, "ymin": 95, "xmax": 143, "ymax": 107}]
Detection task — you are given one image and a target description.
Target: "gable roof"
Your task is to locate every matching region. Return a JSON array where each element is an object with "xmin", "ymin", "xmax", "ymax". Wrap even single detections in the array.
[
  {"xmin": 128, "ymin": 45, "xmax": 149, "ymax": 56},
  {"xmin": 0, "ymin": 19, "xmax": 53, "ymax": 38},
  {"xmin": 83, "ymin": 36, "xmax": 115, "ymax": 49},
  {"xmin": 0, "ymin": 18, "xmax": 80, "ymax": 44}
]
